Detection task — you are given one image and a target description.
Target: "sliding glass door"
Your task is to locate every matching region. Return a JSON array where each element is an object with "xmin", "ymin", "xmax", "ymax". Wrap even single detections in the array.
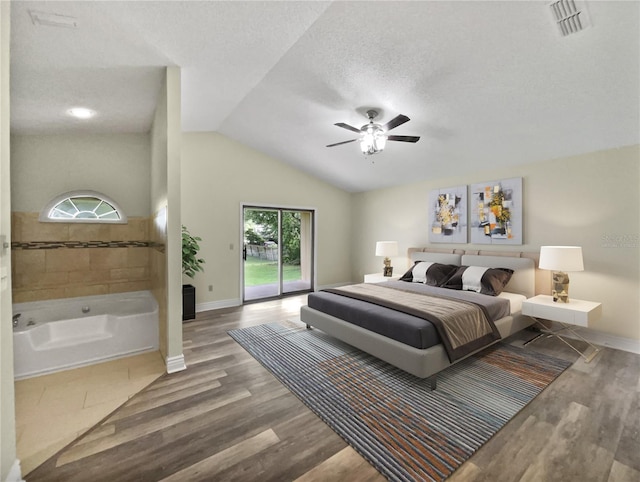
[{"xmin": 243, "ymin": 206, "xmax": 314, "ymax": 302}]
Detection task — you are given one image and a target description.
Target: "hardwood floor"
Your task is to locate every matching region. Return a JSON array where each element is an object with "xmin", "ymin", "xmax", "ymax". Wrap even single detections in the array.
[{"xmin": 26, "ymin": 295, "xmax": 639, "ymax": 481}]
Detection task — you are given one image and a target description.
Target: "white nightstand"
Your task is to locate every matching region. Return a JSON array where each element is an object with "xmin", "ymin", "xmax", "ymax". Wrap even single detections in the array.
[
  {"xmin": 364, "ymin": 273, "xmax": 400, "ymax": 283},
  {"xmin": 522, "ymin": 294, "xmax": 602, "ymax": 362}
]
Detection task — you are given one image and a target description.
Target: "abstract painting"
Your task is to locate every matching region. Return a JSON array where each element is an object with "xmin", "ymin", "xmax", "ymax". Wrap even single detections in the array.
[
  {"xmin": 428, "ymin": 185, "xmax": 467, "ymax": 243},
  {"xmin": 470, "ymin": 177, "xmax": 522, "ymax": 245}
]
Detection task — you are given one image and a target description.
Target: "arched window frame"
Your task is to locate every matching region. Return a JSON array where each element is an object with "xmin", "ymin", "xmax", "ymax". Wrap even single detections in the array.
[{"xmin": 39, "ymin": 190, "xmax": 128, "ymax": 224}]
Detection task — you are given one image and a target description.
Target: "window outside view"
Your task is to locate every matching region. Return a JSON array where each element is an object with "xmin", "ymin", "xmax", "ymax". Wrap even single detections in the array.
[
  {"xmin": 243, "ymin": 208, "xmax": 312, "ymax": 301},
  {"xmin": 50, "ymin": 196, "xmax": 120, "ymax": 220},
  {"xmin": 41, "ymin": 191, "xmax": 127, "ymax": 223},
  {"xmin": 244, "ymin": 210, "xmax": 299, "ymax": 285}
]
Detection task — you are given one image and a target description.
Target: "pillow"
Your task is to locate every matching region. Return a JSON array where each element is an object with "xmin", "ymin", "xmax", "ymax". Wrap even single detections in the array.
[
  {"xmin": 441, "ymin": 266, "xmax": 514, "ymax": 296},
  {"xmin": 399, "ymin": 261, "xmax": 458, "ymax": 286}
]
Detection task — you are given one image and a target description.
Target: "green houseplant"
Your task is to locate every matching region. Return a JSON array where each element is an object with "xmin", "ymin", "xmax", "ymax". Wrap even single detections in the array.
[
  {"xmin": 182, "ymin": 225, "xmax": 205, "ymax": 321},
  {"xmin": 182, "ymin": 225, "xmax": 205, "ymax": 278}
]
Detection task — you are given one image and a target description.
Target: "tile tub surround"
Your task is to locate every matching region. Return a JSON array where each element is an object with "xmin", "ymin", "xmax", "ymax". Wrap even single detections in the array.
[
  {"xmin": 11, "ymin": 212, "xmax": 149, "ymax": 243},
  {"xmin": 11, "ymin": 212, "xmax": 153, "ymax": 302}
]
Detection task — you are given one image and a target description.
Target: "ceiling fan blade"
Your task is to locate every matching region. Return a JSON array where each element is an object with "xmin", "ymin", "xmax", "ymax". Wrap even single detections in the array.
[
  {"xmin": 326, "ymin": 139, "xmax": 358, "ymax": 148},
  {"xmin": 334, "ymin": 122, "xmax": 362, "ymax": 133},
  {"xmin": 387, "ymin": 135, "xmax": 420, "ymax": 143},
  {"xmin": 382, "ymin": 114, "xmax": 410, "ymax": 132}
]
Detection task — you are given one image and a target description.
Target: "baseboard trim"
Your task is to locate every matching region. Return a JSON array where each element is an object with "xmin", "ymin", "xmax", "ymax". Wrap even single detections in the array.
[
  {"xmin": 558, "ymin": 325, "xmax": 640, "ymax": 354},
  {"xmin": 193, "ymin": 289, "xmax": 639, "ymax": 355},
  {"xmin": 166, "ymin": 354, "xmax": 186, "ymax": 373},
  {"xmin": 5, "ymin": 459, "xmax": 24, "ymax": 482},
  {"xmin": 196, "ymin": 298, "xmax": 241, "ymax": 313},
  {"xmin": 195, "ymin": 288, "xmax": 356, "ymax": 311}
]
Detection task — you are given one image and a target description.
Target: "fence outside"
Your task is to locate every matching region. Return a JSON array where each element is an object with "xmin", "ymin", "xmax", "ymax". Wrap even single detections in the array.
[{"xmin": 245, "ymin": 244, "xmax": 278, "ymax": 261}]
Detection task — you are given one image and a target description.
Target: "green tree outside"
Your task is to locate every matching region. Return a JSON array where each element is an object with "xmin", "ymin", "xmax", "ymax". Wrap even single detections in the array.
[{"xmin": 244, "ymin": 210, "xmax": 301, "ymax": 265}]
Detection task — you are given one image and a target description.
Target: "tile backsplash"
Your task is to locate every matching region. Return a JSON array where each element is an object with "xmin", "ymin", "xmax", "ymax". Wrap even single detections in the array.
[{"xmin": 11, "ymin": 212, "xmax": 152, "ymax": 303}]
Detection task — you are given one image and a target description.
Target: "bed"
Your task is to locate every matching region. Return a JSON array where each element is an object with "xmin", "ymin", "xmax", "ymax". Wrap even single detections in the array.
[{"xmin": 300, "ymin": 250, "xmax": 536, "ymax": 388}]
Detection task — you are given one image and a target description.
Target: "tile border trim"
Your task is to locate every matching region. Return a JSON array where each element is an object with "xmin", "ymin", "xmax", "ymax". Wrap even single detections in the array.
[{"xmin": 11, "ymin": 241, "xmax": 154, "ymax": 250}]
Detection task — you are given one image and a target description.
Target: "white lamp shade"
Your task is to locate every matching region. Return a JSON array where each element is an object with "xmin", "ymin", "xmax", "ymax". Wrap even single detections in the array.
[
  {"xmin": 375, "ymin": 241, "xmax": 398, "ymax": 257},
  {"xmin": 539, "ymin": 246, "xmax": 584, "ymax": 272}
]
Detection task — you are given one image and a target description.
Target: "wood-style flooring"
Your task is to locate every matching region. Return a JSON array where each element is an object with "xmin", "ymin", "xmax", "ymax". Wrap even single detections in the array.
[{"xmin": 26, "ymin": 295, "xmax": 640, "ymax": 481}]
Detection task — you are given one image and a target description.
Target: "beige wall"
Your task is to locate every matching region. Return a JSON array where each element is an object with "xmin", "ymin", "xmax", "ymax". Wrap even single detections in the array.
[
  {"xmin": 0, "ymin": 2, "xmax": 16, "ymax": 480},
  {"xmin": 150, "ymin": 72, "xmax": 169, "ymax": 358},
  {"xmin": 352, "ymin": 145, "xmax": 640, "ymax": 341},
  {"xmin": 150, "ymin": 67, "xmax": 183, "ymax": 364},
  {"xmin": 11, "ymin": 133, "xmax": 151, "ymax": 217},
  {"xmin": 165, "ymin": 67, "xmax": 183, "ymax": 362},
  {"xmin": 181, "ymin": 132, "xmax": 353, "ymax": 305}
]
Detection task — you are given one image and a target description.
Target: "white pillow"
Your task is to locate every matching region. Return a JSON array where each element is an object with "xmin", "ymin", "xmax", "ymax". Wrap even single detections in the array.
[
  {"xmin": 461, "ymin": 266, "xmax": 489, "ymax": 292},
  {"xmin": 411, "ymin": 261, "xmax": 434, "ymax": 283}
]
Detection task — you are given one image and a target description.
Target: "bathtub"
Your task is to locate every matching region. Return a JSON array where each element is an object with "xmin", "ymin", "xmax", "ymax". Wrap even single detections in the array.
[{"xmin": 13, "ymin": 290, "xmax": 159, "ymax": 379}]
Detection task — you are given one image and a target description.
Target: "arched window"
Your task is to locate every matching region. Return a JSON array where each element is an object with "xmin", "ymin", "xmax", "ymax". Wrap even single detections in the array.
[{"xmin": 40, "ymin": 191, "xmax": 127, "ymax": 224}]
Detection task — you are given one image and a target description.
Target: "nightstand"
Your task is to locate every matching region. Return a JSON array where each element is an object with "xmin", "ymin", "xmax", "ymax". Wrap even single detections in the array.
[
  {"xmin": 522, "ymin": 294, "xmax": 602, "ymax": 362},
  {"xmin": 364, "ymin": 273, "xmax": 400, "ymax": 283}
]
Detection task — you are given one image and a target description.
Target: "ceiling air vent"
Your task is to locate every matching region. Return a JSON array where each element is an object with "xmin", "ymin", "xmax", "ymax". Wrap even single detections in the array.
[
  {"xmin": 29, "ymin": 9, "xmax": 78, "ymax": 29},
  {"xmin": 549, "ymin": 0, "xmax": 591, "ymax": 36}
]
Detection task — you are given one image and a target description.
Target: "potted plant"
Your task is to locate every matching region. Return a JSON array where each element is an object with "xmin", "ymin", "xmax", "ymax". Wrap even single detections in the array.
[{"xmin": 182, "ymin": 225, "xmax": 205, "ymax": 321}]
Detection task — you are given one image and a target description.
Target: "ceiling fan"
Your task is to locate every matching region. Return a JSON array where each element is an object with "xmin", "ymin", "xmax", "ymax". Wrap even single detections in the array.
[{"xmin": 326, "ymin": 109, "xmax": 420, "ymax": 155}]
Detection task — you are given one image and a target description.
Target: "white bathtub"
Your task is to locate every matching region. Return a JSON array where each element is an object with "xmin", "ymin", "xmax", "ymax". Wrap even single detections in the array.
[{"xmin": 13, "ymin": 290, "xmax": 159, "ymax": 379}]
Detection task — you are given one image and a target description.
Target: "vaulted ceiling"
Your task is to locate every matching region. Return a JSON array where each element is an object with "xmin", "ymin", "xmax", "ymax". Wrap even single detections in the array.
[{"xmin": 10, "ymin": 1, "xmax": 640, "ymax": 192}]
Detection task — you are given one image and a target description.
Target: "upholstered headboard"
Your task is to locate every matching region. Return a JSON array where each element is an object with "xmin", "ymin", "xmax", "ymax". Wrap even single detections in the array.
[
  {"xmin": 407, "ymin": 247, "xmax": 545, "ymax": 297},
  {"xmin": 410, "ymin": 251, "xmax": 462, "ymax": 266}
]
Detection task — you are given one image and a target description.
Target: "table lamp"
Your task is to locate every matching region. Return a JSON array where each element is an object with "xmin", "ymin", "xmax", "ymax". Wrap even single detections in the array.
[
  {"xmin": 375, "ymin": 241, "xmax": 398, "ymax": 277},
  {"xmin": 539, "ymin": 246, "xmax": 584, "ymax": 303}
]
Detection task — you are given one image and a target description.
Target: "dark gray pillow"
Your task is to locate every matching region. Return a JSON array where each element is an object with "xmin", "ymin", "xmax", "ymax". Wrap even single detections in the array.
[
  {"xmin": 399, "ymin": 261, "xmax": 458, "ymax": 286},
  {"xmin": 441, "ymin": 266, "xmax": 514, "ymax": 296}
]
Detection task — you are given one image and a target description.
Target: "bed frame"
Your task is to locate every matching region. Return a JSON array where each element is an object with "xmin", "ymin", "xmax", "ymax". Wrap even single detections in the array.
[{"xmin": 300, "ymin": 250, "xmax": 537, "ymax": 388}]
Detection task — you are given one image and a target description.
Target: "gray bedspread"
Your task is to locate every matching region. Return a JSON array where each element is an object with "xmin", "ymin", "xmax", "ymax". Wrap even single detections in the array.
[{"xmin": 309, "ymin": 281, "xmax": 510, "ymax": 362}]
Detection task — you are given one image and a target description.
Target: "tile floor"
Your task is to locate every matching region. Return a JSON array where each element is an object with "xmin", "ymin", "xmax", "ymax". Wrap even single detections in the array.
[{"xmin": 14, "ymin": 351, "xmax": 165, "ymax": 475}]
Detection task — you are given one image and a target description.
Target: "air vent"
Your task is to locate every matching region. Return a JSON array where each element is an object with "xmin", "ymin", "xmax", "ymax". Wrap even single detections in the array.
[
  {"xmin": 29, "ymin": 9, "xmax": 78, "ymax": 29},
  {"xmin": 549, "ymin": 0, "xmax": 591, "ymax": 36}
]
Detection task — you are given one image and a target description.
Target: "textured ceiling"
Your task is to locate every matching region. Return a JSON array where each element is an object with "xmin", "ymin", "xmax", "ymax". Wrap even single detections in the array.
[{"xmin": 10, "ymin": 1, "xmax": 640, "ymax": 192}]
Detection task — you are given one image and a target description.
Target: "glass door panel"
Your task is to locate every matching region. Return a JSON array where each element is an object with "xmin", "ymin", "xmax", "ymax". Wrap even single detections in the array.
[
  {"xmin": 243, "ymin": 206, "xmax": 314, "ymax": 302},
  {"xmin": 282, "ymin": 210, "xmax": 313, "ymax": 294},
  {"xmin": 243, "ymin": 208, "xmax": 280, "ymax": 302}
]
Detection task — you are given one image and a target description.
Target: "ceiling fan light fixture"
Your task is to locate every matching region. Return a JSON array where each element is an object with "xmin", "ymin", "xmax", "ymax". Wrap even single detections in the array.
[
  {"xmin": 360, "ymin": 126, "xmax": 387, "ymax": 155},
  {"xmin": 328, "ymin": 109, "xmax": 418, "ymax": 154}
]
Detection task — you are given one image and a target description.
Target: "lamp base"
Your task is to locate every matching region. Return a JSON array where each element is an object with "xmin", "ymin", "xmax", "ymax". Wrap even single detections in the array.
[
  {"xmin": 382, "ymin": 257, "xmax": 394, "ymax": 277},
  {"xmin": 552, "ymin": 271, "xmax": 571, "ymax": 303}
]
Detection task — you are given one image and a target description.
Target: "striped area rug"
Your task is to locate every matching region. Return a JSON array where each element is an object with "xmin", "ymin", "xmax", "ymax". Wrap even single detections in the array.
[{"xmin": 229, "ymin": 323, "xmax": 571, "ymax": 481}]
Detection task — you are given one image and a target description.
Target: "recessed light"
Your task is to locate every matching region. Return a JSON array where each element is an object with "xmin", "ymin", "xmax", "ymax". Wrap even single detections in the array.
[{"xmin": 67, "ymin": 107, "xmax": 95, "ymax": 119}]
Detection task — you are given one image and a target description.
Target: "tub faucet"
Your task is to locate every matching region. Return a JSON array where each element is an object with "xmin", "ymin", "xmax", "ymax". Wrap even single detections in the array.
[{"xmin": 12, "ymin": 313, "xmax": 21, "ymax": 328}]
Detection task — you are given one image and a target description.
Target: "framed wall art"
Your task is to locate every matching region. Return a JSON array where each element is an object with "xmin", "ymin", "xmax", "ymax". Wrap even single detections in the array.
[
  {"xmin": 469, "ymin": 177, "xmax": 522, "ymax": 245},
  {"xmin": 428, "ymin": 185, "xmax": 467, "ymax": 243}
]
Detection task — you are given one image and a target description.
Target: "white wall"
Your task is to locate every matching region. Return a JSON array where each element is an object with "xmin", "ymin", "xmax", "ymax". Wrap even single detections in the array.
[
  {"xmin": 181, "ymin": 132, "xmax": 353, "ymax": 306},
  {"xmin": 0, "ymin": 2, "xmax": 17, "ymax": 480},
  {"xmin": 352, "ymin": 145, "xmax": 640, "ymax": 341},
  {"xmin": 11, "ymin": 133, "xmax": 151, "ymax": 217}
]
